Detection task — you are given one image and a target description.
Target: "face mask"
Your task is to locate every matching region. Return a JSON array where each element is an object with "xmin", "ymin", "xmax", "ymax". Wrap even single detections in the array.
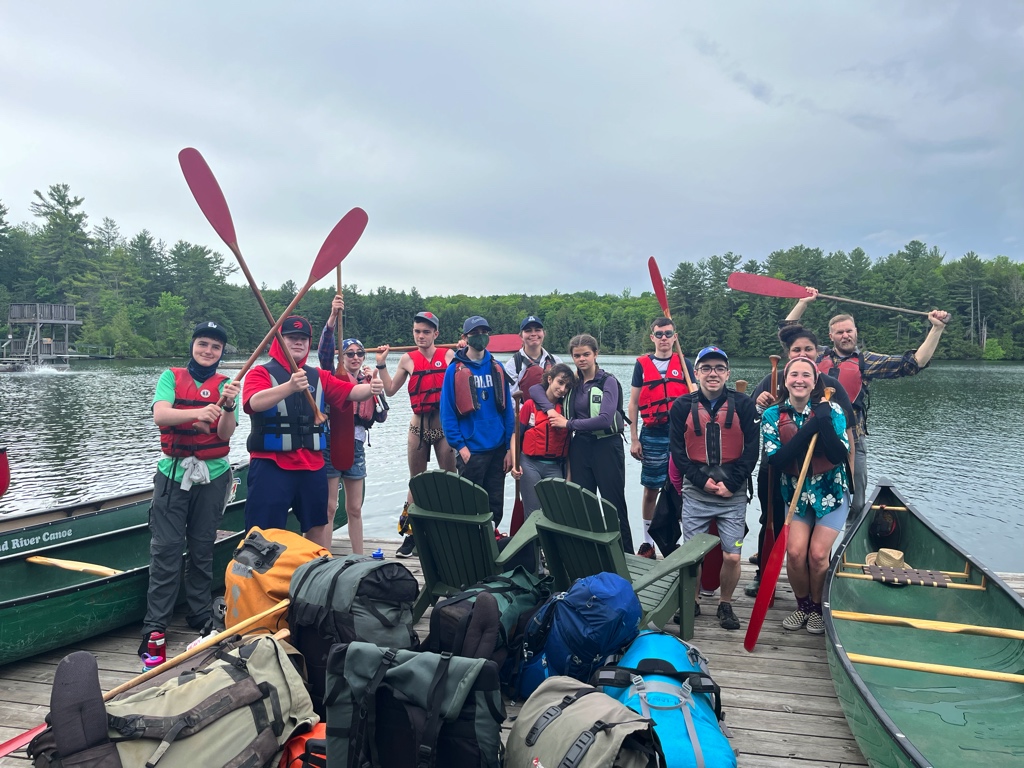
[{"xmin": 466, "ymin": 333, "xmax": 490, "ymax": 351}]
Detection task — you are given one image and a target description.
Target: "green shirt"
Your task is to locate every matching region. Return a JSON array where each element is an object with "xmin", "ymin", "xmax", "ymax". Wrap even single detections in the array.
[{"xmin": 153, "ymin": 369, "xmax": 236, "ymax": 483}]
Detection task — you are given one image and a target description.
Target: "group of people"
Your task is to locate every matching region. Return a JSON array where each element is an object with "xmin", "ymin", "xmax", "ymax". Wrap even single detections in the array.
[{"xmin": 139, "ymin": 288, "xmax": 951, "ymax": 658}]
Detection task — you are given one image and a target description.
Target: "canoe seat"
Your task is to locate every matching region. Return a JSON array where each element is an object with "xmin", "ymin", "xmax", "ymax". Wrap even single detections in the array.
[{"xmin": 863, "ymin": 565, "xmax": 951, "ymax": 587}]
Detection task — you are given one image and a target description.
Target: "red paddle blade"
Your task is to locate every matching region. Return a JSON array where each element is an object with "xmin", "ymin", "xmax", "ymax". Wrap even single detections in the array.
[
  {"xmin": 310, "ymin": 208, "xmax": 369, "ymax": 284},
  {"xmin": 727, "ymin": 272, "xmax": 812, "ymax": 300},
  {"xmin": 510, "ymin": 494, "xmax": 525, "ymax": 536},
  {"xmin": 488, "ymin": 334, "xmax": 525, "ymax": 354},
  {"xmin": 0, "ymin": 723, "xmax": 45, "ymax": 758},
  {"xmin": 330, "ymin": 405, "xmax": 356, "ymax": 472},
  {"xmin": 763, "ymin": 513, "xmax": 777, "ymax": 607},
  {"xmin": 701, "ymin": 520, "xmax": 723, "ymax": 592},
  {"xmin": 744, "ymin": 523, "xmax": 790, "ymax": 652},
  {"xmin": 648, "ymin": 256, "xmax": 671, "ymax": 316},
  {"xmin": 178, "ymin": 148, "xmax": 238, "ymax": 249},
  {"xmin": 0, "ymin": 447, "xmax": 9, "ymax": 499}
]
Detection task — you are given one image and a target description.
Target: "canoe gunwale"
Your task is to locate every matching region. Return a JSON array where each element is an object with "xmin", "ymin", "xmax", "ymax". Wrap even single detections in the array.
[{"xmin": 823, "ymin": 479, "xmax": 1024, "ymax": 768}]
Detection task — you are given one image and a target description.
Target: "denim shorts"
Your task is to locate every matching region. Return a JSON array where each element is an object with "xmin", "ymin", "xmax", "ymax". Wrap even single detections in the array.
[{"xmin": 340, "ymin": 440, "xmax": 367, "ymax": 481}]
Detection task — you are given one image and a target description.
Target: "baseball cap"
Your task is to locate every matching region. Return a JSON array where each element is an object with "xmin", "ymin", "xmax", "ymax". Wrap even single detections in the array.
[
  {"xmin": 695, "ymin": 345, "xmax": 729, "ymax": 365},
  {"xmin": 191, "ymin": 320, "xmax": 227, "ymax": 345},
  {"xmin": 520, "ymin": 315, "xmax": 544, "ymax": 331},
  {"xmin": 462, "ymin": 315, "xmax": 491, "ymax": 334},
  {"xmin": 341, "ymin": 338, "xmax": 364, "ymax": 351},
  {"xmin": 414, "ymin": 311, "xmax": 439, "ymax": 329},
  {"xmin": 281, "ymin": 316, "xmax": 312, "ymax": 337}
]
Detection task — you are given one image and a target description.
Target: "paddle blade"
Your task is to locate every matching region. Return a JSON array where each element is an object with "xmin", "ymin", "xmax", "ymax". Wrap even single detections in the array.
[
  {"xmin": 728, "ymin": 272, "xmax": 812, "ymax": 300},
  {"xmin": 310, "ymin": 208, "xmax": 369, "ymax": 284},
  {"xmin": 701, "ymin": 520, "xmax": 723, "ymax": 592},
  {"xmin": 178, "ymin": 148, "xmax": 238, "ymax": 248},
  {"xmin": 510, "ymin": 492, "xmax": 525, "ymax": 536},
  {"xmin": 744, "ymin": 523, "xmax": 789, "ymax": 652},
  {"xmin": 0, "ymin": 447, "xmax": 9, "ymax": 499},
  {"xmin": 330, "ymin": 405, "xmax": 356, "ymax": 471},
  {"xmin": 0, "ymin": 723, "xmax": 46, "ymax": 758},
  {"xmin": 488, "ymin": 334, "xmax": 525, "ymax": 354},
  {"xmin": 648, "ymin": 256, "xmax": 671, "ymax": 316}
]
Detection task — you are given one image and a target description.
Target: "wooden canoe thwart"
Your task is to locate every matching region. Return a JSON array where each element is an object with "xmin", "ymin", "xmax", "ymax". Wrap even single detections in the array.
[{"xmin": 823, "ymin": 479, "xmax": 1024, "ymax": 768}]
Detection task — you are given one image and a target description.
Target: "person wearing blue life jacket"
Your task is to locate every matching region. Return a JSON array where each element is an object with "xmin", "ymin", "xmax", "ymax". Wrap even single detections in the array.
[{"xmin": 440, "ymin": 316, "xmax": 515, "ymax": 530}]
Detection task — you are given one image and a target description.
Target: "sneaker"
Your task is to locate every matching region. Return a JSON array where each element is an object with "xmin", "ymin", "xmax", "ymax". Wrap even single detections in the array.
[
  {"xmin": 783, "ymin": 608, "xmax": 810, "ymax": 631},
  {"xmin": 699, "ymin": 587, "xmax": 717, "ymax": 598},
  {"xmin": 743, "ymin": 579, "xmax": 760, "ymax": 598},
  {"xmin": 806, "ymin": 612, "xmax": 825, "ymax": 635},
  {"xmin": 396, "ymin": 535, "xmax": 417, "ymax": 558},
  {"xmin": 716, "ymin": 602, "xmax": 740, "ymax": 630},
  {"xmin": 637, "ymin": 543, "xmax": 656, "ymax": 560}
]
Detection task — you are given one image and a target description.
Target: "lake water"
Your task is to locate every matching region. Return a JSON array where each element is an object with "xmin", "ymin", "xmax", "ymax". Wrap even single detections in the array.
[{"xmin": 1, "ymin": 356, "xmax": 1022, "ymax": 572}]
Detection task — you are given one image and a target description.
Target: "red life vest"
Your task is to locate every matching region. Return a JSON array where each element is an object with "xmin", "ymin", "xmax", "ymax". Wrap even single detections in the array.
[
  {"xmin": 777, "ymin": 407, "xmax": 838, "ymax": 476},
  {"xmin": 520, "ymin": 401, "xmax": 569, "ymax": 459},
  {"xmin": 817, "ymin": 353, "xmax": 865, "ymax": 419},
  {"xmin": 683, "ymin": 391, "xmax": 744, "ymax": 465},
  {"xmin": 453, "ymin": 358, "xmax": 507, "ymax": 417},
  {"xmin": 636, "ymin": 354, "xmax": 688, "ymax": 428},
  {"xmin": 408, "ymin": 348, "xmax": 449, "ymax": 414},
  {"xmin": 513, "ymin": 351, "xmax": 554, "ymax": 397},
  {"xmin": 342, "ymin": 371, "xmax": 377, "ymax": 428},
  {"xmin": 159, "ymin": 368, "xmax": 231, "ymax": 460}
]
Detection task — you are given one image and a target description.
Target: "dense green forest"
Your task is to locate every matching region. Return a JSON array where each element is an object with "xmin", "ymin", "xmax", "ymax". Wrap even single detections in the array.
[{"xmin": 2, "ymin": 184, "xmax": 1023, "ymax": 360}]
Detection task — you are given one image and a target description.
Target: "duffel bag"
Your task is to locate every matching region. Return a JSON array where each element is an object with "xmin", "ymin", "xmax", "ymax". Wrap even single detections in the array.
[
  {"xmin": 506, "ymin": 675, "xmax": 663, "ymax": 768},
  {"xmin": 325, "ymin": 641, "xmax": 505, "ymax": 768},
  {"xmin": 224, "ymin": 526, "xmax": 330, "ymax": 632},
  {"xmin": 593, "ymin": 630, "xmax": 736, "ymax": 768}
]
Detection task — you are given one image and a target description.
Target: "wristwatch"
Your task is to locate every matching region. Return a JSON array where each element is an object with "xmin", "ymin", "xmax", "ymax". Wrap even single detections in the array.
[
  {"xmin": 375, "ymin": 364, "xmax": 387, "ymax": 369},
  {"xmin": 223, "ymin": 402, "xmax": 236, "ymax": 412}
]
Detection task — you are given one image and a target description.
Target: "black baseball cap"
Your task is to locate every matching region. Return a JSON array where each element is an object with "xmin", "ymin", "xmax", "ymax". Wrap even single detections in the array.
[
  {"xmin": 414, "ymin": 311, "xmax": 439, "ymax": 329},
  {"xmin": 281, "ymin": 316, "xmax": 312, "ymax": 337},
  {"xmin": 192, "ymin": 321, "xmax": 227, "ymax": 345}
]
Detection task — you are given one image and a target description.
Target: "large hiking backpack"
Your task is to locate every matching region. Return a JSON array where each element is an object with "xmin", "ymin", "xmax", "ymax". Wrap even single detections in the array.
[
  {"xmin": 517, "ymin": 571, "xmax": 642, "ymax": 697},
  {"xmin": 506, "ymin": 675, "xmax": 664, "ymax": 768},
  {"xmin": 289, "ymin": 553, "xmax": 419, "ymax": 715},
  {"xmin": 325, "ymin": 642, "xmax": 506, "ymax": 768},
  {"xmin": 224, "ymin": 526, "xmax": 330, "ymax": 632},
  {"xmin": 28, "ymin": 636, "xmax": 316, "ymax": 768},
  {"xmin": 421, "ymin": 566, "xmax": 549, "ymax": 674},
  {"xmin": 593, "ymin": 631, "xmax": 736, "ymax": 768}
]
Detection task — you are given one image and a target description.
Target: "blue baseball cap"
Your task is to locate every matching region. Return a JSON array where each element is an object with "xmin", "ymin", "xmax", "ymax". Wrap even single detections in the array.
[
  {"xmin": 520, "ymin": 315, "xmax": 544, "ymax": 331},
  {"xmin": 462, "ymin": 315, "xmax": 491, "ymax": 334},
  {"xmin": 695, "ymin": 345, "xmax": 729, "ymax": 365}
]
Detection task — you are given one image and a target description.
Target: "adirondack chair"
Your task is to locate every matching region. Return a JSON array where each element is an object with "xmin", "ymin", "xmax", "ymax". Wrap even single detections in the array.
[
  {"xmin": 406, "ymin": 470, "xmax": 541, "ymax": 620},
  {"xmin": 534, "ymin": 478, "xmax": 719, "ymax": 640}
]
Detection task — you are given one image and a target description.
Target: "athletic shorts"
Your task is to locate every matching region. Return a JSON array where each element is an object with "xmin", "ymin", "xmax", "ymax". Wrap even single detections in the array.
[
  {"xmin": 244, "ymin": 457, "xmax": 328, "ymax": 533},
  {"xmin": 681, "ymin": 488, "xmax": 747, "ymax": 554},
  {"xmin": 639, "ymin": 428, "xmax": 670, "ymax": 489},
  {"xmin": 340, "ymin": 440, "xmax": 367, "ymax": 480},
  {"xmin": 795, "ymin": 494, "xmax": 851, "ymax": 532}
]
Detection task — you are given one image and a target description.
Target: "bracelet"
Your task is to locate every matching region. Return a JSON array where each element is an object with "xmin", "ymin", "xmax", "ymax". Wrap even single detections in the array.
[
  {"xmin": 222, "ymin": 403, "xmax": 236, "ymax": 412},
  {"xmin": 375, "ymin": 364, "xmax": 386, "ymax": 369}
]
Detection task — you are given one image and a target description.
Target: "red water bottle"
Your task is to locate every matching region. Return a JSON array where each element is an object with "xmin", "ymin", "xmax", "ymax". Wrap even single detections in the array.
[{"xmin": 142, "ymin": 631, "xmax": 166, "ymax": 671}]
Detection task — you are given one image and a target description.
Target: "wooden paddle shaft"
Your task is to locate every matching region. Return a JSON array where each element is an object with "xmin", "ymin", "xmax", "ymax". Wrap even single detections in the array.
[
  {"xmin": 847, "ymin": 653, "xmax": 1024, "ymax": 685},
  {"xmin": 832, "ymin": 610, "xmax": 1024, "ymax": 641},
  {"xmin": 781, "ymin": 387, "xmax": 835, "ymax": 528},
  {"xmin": 816, "ymin": 292, "xmax": 931, "ymax": 317},
  {"xmin": 26, "ymin": 556, "xmax": 123, "ymax": 577}
]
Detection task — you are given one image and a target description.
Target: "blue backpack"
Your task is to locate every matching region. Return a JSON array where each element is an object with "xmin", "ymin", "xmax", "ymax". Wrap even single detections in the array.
[
  {"xmin": 517, "ymin": 572, "xmax": 642, "ymax": 698},
  {"xmin": 593, "ymin": 630, "xmax": 737, "ymax": 768}
]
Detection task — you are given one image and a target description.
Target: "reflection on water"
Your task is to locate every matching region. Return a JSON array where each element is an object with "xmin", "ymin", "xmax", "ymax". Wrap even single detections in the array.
[{"xmin": 2, "ymin": 357, "xmax": 1022, "ymax": 572}]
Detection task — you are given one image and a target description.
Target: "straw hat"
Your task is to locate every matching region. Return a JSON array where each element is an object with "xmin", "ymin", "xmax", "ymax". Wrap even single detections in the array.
[{"xmin": 865, "ymin": 548, "xmax": 911, "ymax": 570}]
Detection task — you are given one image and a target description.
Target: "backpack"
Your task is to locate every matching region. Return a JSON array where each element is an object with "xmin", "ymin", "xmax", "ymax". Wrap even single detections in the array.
[
  {"xmin": 421, "ymin": 567, "xmax": 550, "ymax": 681},
  {"xmin": 505, "ymin": 675, "xmax": 663, "ymax": 768},
  {"xmin": 325, "ymin": 642, "xmax": 505, "ymax": 768},
  {"xmin": 280, "ymin": 722, "xmax": 327, "ymax": 768},
  {"xmin": 224, "ymin": 527, "xmax": 331, "ymax": 632},
  {"xmin": 289, "ymin": 554, "xmax": 420, "ymax": 715},
  {"xmin": 28, "ymin": 636, "xmax": 316, "ymax": 768},
  {"xmin": 593, "ymin": 631, "xmax": 736, "ymax": 768},
  {"xmin": 517, "ymin": 572, "xmax": 642, "ymax": 697}
]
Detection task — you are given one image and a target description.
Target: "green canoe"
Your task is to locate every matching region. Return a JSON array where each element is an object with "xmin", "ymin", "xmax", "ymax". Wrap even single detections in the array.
[
  {"xmin": 0, "ymin": 463, "xmax": 349, "ymax": 666},
  {"xmin": 824, "ymin": 480, "xmax": 1024, "ymax": 767}
]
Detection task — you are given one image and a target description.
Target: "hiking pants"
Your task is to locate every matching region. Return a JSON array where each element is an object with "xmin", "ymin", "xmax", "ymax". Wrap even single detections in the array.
[
  {"xmin": 456, "ymin": 447, "xmax": 508, "ymax": 529},
  {"xmin": 144, "ymin": 469, "xmax": 231, "ymax": 634},
  {"xmin": 569, "ymin": 434, "xmax": 633, "ymax": 553},
  {"xmin": 519, "ymin": 455, "xmax": 566, "ymax": 518}
]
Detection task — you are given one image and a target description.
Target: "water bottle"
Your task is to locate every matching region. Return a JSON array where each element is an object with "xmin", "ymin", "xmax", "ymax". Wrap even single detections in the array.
[
  {"xmin": 372, "ymin": 548, "xmax": 385, "ymax": 560},
  {"xmin": 142, "ymin": 631, "xmax": 166, "ymax": 671}
]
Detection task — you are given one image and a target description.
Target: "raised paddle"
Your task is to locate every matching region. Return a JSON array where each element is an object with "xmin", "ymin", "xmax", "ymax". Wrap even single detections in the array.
[
  {"xmin": 647, "ymin": 256, "xmax": 697, "ymax": 392},
  {"xmin": 223, "ymin": 207, "xmax": 369, "ymax": 415},
  {"xmin": 178, "ymin": 148, "xmax": 322, "ymax": 419},
  {"xmin": 0, "ymin": 598, "xmax": 291, "ymax": 758},
  {"xmin": 744, "ymin": 387, "xmax": 834, "ymax": 653},
  {"xmin": 329, "ymin": 265, "xmax": 356, "ymax": 471},
  {"xmin": 375, "ymin": 334, "xmax": 524, "ymax": 355},
  {"xmin": 0, "ymin": 447, "xmax": 9, "ymax": 500},
  {"xmin": 509, "ymin": 392, "xmax": 525, "ymax": 536},
  {"xmin": 727, "ymin": 272, "xmax": 931, "ymax": 317},
  {"xmin": 761, "ymin": 354, "xmax": 782, "ymax": 607}
]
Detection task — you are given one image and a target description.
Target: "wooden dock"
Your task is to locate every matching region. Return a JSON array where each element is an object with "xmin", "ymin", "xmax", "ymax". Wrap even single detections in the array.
[{"xmin": 0, "ymin": 542, "xmax": 1020, "ymax": 767}]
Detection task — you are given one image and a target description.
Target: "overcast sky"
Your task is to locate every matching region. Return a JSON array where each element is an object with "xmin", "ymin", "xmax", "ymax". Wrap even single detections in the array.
[{"xmin": 2, "ymin": 1, "xmax": 1022, "ymax": 297}]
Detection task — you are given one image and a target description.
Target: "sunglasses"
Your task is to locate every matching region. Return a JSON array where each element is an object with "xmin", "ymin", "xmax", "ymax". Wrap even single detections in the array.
[
  {"xmin": 652, "ymin": 330, "xmax": 675, "ymax": 339},
  {"xmin": 344, "ymin": 351, "xmax": 365, "ymax": 358}
]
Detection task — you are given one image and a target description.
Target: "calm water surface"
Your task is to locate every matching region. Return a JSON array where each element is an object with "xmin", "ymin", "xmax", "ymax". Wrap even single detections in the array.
[{"xmin": 1, "ymin": 357, "xmax": 1022, "ymax": 572}]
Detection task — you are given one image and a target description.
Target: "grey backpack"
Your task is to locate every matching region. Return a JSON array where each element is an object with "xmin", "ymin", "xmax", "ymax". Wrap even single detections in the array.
[{"xmin": 506, "ymin": 675, "xmax": 664, "ymax": 768}]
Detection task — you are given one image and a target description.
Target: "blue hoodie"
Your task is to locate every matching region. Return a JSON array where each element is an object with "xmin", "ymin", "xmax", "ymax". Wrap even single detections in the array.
[{"xmin": 440, "ymin": 348, "xmax": 515, "ymax": 454}]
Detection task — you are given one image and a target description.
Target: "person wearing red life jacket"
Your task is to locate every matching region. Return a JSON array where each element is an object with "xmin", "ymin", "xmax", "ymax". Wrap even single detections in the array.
[
  {"xmin": 511, "ymin": 362, "xmax": 575, "ymax": 518},
  {"xmin": 318, "ymin": 296, "xmax": 388, "ymax": 554},
  {"xmin": 503, "ymin": 315, "xmax": 562, "ymax": 398},
  {"xmin": 375, "ymin": 311, "xmax": 457, "ymax": 557},
  {"xmin": 628, "ymin": 317, "xmax": 695, "ymax": 559},
  {"xmin": 669, "ymin": 346, "xmax": 759, "ymax": 631},
  {"xmin": 784, "ymin": 287, "xmax": 950, "ymax": 517},
  {"xmin": 142, "ymin": 321, "xmax": 241, "ymax": 659},
  {"xmin": 243, "ymin": 315, "xmax": 383, "ymax": 549}
]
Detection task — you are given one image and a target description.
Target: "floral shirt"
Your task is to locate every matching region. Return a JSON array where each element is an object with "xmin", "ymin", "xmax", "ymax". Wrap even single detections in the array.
[{"xmin": 762, "ymin": 399, "xmax": 849, "ymax": 519}]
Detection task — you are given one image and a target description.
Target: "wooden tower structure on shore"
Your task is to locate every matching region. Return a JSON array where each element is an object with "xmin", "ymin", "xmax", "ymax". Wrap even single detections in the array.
[{"xmin": 1, "ymin": 303, "xmax": 83, "ymax": 371}]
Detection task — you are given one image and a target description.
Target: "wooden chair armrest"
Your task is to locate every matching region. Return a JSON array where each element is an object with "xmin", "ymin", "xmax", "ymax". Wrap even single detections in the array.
[
  {"xmin": 534, "ymin": 515, "xmax": 621, "ymax": 547},
  {"xmin": 495, "ymin": 514, "xmax": 541, "ymax": 568},
  {"xmin": 406, "ymin": 506, "xmax": 492, "ymax": 527},
  {"xmin": 630, "ymin": 533, "xmax": 719, "ymax": 592}
]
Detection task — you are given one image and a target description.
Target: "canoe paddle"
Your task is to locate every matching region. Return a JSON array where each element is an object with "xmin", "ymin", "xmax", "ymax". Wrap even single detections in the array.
[
  {"xmin": 744, "ymin": 387, "xmax": 834, "ymax": 653},
  {"xmin": 727, "ymin": 272, "xmax": 931, "ymax": 317},
  {"xmin": 0, "ymin": 447, "xmax": 9, "ymax": 500},
  {"xmin": 761, "ymin": 354, "xmax": 782, "ymax": 608},
  {"xmin": 222, "ymin": 207, "xmax": 369, "ymax": 414},
  {"xmin": 375, "ymin": 334, "xmax": 524, "ymax": 355},
  {"xmin": 647, "ymin": 257, "xmax": 697, "ymax": 392},
  {"xmin": 330, "ymin": 265, "xmax": 356, "ymax": 471},
  {"xmin": 177, "ymin": 148, "xmax": 324, "ymax": 421},
  {"xmin": 509, "ymin": 392, "xmax": 525, "ymax": 536}
]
